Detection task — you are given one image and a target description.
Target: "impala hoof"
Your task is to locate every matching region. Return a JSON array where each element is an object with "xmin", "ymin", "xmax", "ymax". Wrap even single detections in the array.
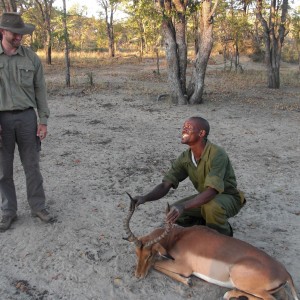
[
  {"xmin": 223, "ymin": 291, "xmax": 249, "ymax": 300},
  {"xmin": 187, "ymin": 277, "xmax": 193, "ymax": 287}
]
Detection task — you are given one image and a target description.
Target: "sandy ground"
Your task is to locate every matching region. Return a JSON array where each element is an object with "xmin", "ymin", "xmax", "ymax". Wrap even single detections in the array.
[{"xmin": 0, "ymin": 56, "xmax": 299, "ymax": 300}]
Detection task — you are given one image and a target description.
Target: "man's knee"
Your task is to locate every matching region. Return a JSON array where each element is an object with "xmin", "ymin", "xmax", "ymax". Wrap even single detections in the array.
[
  {"xmin": 207, "ymin": 222, "xmax": 233, "ymax": 237},
  {"xmin": 201, "ymin": 200, "xmax": 226, "ymax": 223}
]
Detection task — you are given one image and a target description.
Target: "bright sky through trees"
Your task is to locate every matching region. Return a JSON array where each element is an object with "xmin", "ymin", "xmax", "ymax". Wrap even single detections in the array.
[
  {"xmin": 54, "ymin": 0, "xmax": 128, "ymax": 19},
  {"xmin": 54, "ymin": 0, "xmax": 100, "ymax": 17}
]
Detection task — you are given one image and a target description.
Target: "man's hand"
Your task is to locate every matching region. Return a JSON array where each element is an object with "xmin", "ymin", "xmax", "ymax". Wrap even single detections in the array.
[
  {"xmin": 130, "ymin": 196, "xmax": 147, "ymax": 210},
  {"xmin": 37, "ymin": 124, "xmax": 47, "ymax": 141},
  {"xmin": 166, "ymin": 204, "xmax": 185, "ymax": 224}
]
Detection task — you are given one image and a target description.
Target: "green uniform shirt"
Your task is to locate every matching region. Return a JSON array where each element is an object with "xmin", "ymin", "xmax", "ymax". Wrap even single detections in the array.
[
  {"xmin": 0, "ymin": 44, "xmax": 49, "ymax": 124},
  {"xmin": 163, "ymin": 140, "xmax": 241, "ymax": 199}
]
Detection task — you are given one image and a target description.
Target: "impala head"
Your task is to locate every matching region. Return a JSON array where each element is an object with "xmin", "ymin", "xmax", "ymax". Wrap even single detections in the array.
[{"xmin": 123, "ymin": 192, "xmax": 174, "ymax": 279}]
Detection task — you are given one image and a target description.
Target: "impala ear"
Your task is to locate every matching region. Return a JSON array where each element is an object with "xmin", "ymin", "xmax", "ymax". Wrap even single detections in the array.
[
  {"xmin": 161, "ymin": 252, "xmax": 175, "ymax": 260},
  {"xmin": 123, "ymin": 236, "xmax": 139, "ymax": 244},
  {"xmin": 152, "ymin": 243, "xmax": 175, "ymax": 260},
  {"xmin": 166, "ymin": 203, "xmax": 171, "ymax": 214}
]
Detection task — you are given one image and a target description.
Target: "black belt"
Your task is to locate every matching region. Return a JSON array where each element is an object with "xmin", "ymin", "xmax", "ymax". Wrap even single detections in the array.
[{"xmin": 1, "ymin": 108, "xmax": 33, "ymax": 113}]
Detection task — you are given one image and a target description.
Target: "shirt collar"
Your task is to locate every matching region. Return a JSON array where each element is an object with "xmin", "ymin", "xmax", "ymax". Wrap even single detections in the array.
[
  {"xmin": 190, "ymin": 140, "xmax": 212, "ymax": 166},
  {"xmin": 0, "ymin": 43, "xmax": 24, "ymax": 56},
  {"xmin": 191, "ymin": 151, "xmax": 198, "ymax": 167},
  {"xmin": 16, "ymin": 46, "xmax": 25, "ymax": 56}
]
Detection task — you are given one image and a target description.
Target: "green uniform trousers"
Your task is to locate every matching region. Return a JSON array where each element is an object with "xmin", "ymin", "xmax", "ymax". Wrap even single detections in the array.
[{"xmin": 173, "ymin": 193, "xmax": 244, "ymax": 236}]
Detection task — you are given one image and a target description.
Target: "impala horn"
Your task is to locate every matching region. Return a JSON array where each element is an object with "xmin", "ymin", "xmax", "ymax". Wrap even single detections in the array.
[{"xmin": 123, "ymin": 192, "xmax": 142, "ymax": 248}]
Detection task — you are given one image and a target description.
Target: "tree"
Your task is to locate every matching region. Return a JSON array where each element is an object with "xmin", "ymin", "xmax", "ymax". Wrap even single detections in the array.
[
  {"xmin": 62, "ymin": 0, "xmax": 70, "ymax": 87},
  {"xmin": 56, "ymin": 5, "xmax": 102, "ymax": 51},
  {"xmin": 154, "ymin": 0, "xmax": 189, "ymax": 104},
  {"xmin": 124, "ymin": 0, "xmax": 161, "ymax": 58},
  {"xmin": 215, "ymin": 0, "xmax": 252, "ymax": 71},
  {"xmin": 98, "ymin": 0, "xmax": 118, "ymax": 57},
  {"xmin": 188, "ymin": 0, "xmax": 219, "ymax": 104},
  {"xmin": 256, "ymin": 0, "xmax": 289, "ymax": 88},
  {"xmin": 290, "ymin": 6, "xmax": 300, "ymax": 71},
  {"xmin": 0, "ymin": 0, "xmax": 17, "ymax": 11},
  {"xmin": 21, "ymin": 0, "xmax": 55, "ymax": 64},
  {"xmin": 155, "ymin": 0, "xmax": 218, "ymax": 104},
  {"xmin": 34, "ymin": 0, "xmax": 54, "ymax": 64}
]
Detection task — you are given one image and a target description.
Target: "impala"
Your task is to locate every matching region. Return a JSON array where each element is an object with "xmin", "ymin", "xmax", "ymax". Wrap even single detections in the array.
[{"xmin": 124, "ymin": 193, "xmax": 299, "ymax": 300}]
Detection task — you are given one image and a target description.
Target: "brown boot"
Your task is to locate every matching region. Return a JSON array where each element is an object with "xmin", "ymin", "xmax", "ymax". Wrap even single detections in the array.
[
  {"xmin": 0, "ymin": 215, "xmax": 17, "ymax": 231},
  {"xmin": 31, "ymin": 209, "xmax": 56, "ymax": 223}
]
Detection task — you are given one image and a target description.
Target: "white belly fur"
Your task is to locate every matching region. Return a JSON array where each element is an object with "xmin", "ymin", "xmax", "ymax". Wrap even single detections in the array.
[{"xmin": 192, "ymin": 272, "xmax": 234, "ymax": 288}]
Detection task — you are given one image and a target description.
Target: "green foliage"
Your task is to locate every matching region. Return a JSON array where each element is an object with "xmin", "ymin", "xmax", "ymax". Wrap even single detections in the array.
[
  {"xmin": 22, "ymin": 3, "xmax": 108, "ymax": 52},
  {"xmin": 214, "ymin": 0, "xmax": 254, "ymax": 54},
  {"xmin": 121, "ymin": 0, "xmax": 162, "ymax": 53},
  {"xmin": 282, "ymin": 6, "xmax": 300, "ymax": 63}
]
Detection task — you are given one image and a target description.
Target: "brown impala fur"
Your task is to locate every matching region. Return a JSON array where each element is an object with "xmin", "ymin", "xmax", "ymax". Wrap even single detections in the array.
[{"xmin": 124, "ymin": 194, "xmax": 299, "ymax": 300}]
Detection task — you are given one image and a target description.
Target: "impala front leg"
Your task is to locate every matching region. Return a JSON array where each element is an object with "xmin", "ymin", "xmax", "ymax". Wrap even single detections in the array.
[{"xmin": 154, "ymin": 261, "xmax": 192, "ymax": 286}]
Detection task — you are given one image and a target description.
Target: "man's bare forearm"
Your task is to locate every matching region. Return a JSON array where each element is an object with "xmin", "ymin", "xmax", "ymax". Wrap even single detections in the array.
[{"xmin": 144, "ymin": 181, "xmax": 172, "ymax": 202}]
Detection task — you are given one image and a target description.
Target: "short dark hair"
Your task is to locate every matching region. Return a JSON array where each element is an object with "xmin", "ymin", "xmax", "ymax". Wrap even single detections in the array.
[{"xmin": 189, "ymin": 116, "xmax": 210, "ymax": 138}]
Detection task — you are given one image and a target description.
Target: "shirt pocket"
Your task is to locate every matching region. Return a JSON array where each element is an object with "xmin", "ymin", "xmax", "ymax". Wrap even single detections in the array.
[{"xmin": 17, "ymin": 64, "xmax": 35, "ymax": 87}]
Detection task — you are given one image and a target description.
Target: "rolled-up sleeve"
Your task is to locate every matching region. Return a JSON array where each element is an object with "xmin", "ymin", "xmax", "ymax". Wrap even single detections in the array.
[
  {"xmin": 163, "ymin": 153, "xmax": 189, "ymax": 189},
  {"xmin": 204, "ymin": 150, "xmax": 228, "ymax": 193}
]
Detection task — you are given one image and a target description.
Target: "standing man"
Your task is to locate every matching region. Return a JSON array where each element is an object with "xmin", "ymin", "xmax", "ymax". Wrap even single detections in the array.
[
  {"xmin": 0, "ymin": 12, "xmax": 54, "ymax": 231},
  {"xmin": 132, "ymin": 116, "xmax": 245, "ymax": 236}
]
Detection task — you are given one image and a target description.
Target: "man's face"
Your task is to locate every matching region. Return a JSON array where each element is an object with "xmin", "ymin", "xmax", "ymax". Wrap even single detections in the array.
[
  {"xmin": 181, "ymin": 119, "xmax": 202, "ymax": 145},
  {"xmin": 1, "ymin": 30, "xmax": 23, "ymax": 49}
]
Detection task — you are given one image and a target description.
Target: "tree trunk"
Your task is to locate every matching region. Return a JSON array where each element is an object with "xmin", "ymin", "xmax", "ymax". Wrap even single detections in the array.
[
  {"xmin": 266, "ymin": 32, "xmax": 280, "ymax": 87},
  {"xmin": 162, "ymin": 19, "xmax": 186, "ymax": 104},
  {"xmin": 189, "ymin": 0, "xmax": 214, "ymax": 104},
  {"xmin": 256, "ymin": 0, "xmax": 288, "ymax": 89},
  {"xmin": 1, "ymin": 0, "xmax": 17, "ymax": 11},
  {"xmin": 234, "ymin": 34, "xmax": 239, "ymax": 72},
  {"xmin": 155, "ymin": 0, "xmax": 217, "ymax": 105},
  {"xmin": 295, "ymin": 42, "xmax": 300, "ymax": 72},
  {"xmin": 138, "ymin": 21, "xmax": 145, "ymax": 59},
  {"xmin": 46, "ymin": 30, "xmax": 52, "ymax": 65},
  {"xmin": 175, "ymin": 13, "xmax": 187, "ymax": 95},
  {"xmin": 108, "ymin": 26, "xmax": 115, "ymax": 57},
  {"xmin": 100, "ymin": 0, "xmax": 117, "ymax": 57},
  {"xmin": 62, "ymin": 0, "xmax": 70, "ymax": 87},
  {"xmin": 192, "ymin": 11, "xmax": 200, "ymax": 55},
  {"xmin": 223, "ymin": 42, "xmax": 227, "ymax": 70},
  {"xmin": 298, "ymin": 49, "xmax": 300, "ymax": 72},
  {"xmin": 0, "ymin": 0, "xmax": 5, "ymax": 10},
  {"xmin": 155, "ymin": 47, "xmax": 160, "ymax": 74},
  {"xmin": 34, "ymin": 0, "xmax": 53, "ymax": 65}
]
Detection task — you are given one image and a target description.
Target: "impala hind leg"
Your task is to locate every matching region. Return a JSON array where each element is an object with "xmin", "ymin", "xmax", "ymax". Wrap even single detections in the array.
[
  {"xmin": 154, "ymin": 263, "xmax": 192, "ymax": 286},
  {"xmin": 224, "ymin": 289, "xmax": 276, "ymax": 300}
]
